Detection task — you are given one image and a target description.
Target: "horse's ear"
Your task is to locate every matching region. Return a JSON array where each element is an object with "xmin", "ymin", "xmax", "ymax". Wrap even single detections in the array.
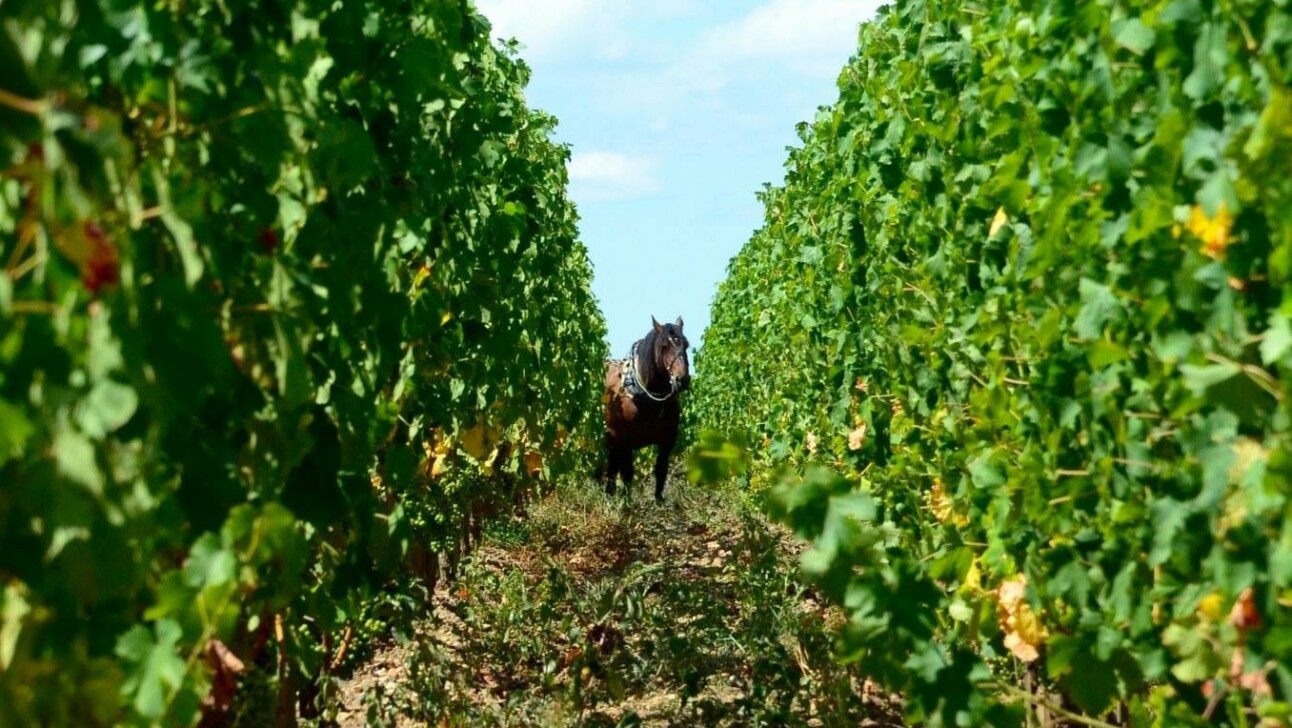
[
  {"xmin": 652, "ymin": 316, "xmax": 664, "ymax": 334},
  {"xmin": 674, "ymin": 316, "xmax": 684, "ymax": 330}
]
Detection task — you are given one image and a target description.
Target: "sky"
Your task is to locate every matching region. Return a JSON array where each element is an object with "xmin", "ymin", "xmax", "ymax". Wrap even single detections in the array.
[{"xmin": 473, "ymin": 0, "xmax": 889, "ymax": 359}]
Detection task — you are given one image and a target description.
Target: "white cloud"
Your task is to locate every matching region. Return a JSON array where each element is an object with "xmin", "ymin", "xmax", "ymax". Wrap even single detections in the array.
[
  {"xmin": 473, "ymin": 0, "xmax": 632, "ymax": 62},
  {"xmin": 568, "ymin": 151, "xmax": 660, "ymax": 202},
  {"xmin": 475, "ymin": 0, "xmax": 601, "ymax": 58},
  {"xmin": 700, "ymin": 0, "xmax": 883, "ymax": 72},
  {"xmin": 474, "ymin": 0, "xmax": 702, "ymax": 63},
  {"xmin": 581, "ymin": 0, "xmax": 884, "ymax": 130}
]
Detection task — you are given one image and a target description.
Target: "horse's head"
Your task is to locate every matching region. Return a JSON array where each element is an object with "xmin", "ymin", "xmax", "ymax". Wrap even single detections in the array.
[{"xmin": 650, "ymin": 315, "xmax": 691, "ymax": 393}]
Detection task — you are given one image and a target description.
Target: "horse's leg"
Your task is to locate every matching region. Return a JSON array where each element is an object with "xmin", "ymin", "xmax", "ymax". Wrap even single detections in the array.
[
  {"xmin": 622, "ymin": 448, "xmax": 635, "ymax": 497},
  {"xmin": 604, "ymin": 438, "xmax": 620, "ymax": 497},
  {"xmin": 653, "ymin": 437, "xmax": 675, "ymax": 504}
]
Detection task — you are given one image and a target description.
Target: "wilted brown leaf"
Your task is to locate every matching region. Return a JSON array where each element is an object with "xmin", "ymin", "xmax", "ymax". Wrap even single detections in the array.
[
  {"xmin": 848, "ymin": 423, "xmax": 867, "ymax": 451},
  {"xmin": 996, "ymin": 575, "xmax": 1048, "ymax": 663}
]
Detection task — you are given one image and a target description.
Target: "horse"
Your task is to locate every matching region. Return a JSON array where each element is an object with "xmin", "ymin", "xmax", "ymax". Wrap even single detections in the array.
[{"xmin": 602, "ymin": 316, "xmax": 692, "ymax": 503}]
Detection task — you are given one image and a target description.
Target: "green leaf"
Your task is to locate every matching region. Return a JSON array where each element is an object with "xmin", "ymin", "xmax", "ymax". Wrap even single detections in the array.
[
  {"xmin": 1183, "ymin": 24, "xmax": 1228, "ymax": 100},
  {"xmin": 830, "ymin": 490, "xmax": 877, "ymax": 523},
  {"xmin": 76, "ymin": 380, "xmax": 138, "ymax": 439},
  {"xmin": 53, "ymin": 427, "xmax": 103, "ymax": 495},
  {"xmin": 183, "ymin": 535, "xmax": 236, "ymax": 589},
  {"xmin": 315, "ymin": 119, "xmax": 377, "ymax": 189},
  {"xmin": 949, "ymin": 598, "xmax": 973, "ymax": 622},
  {"xmin": 152, "ymin": 168, "xmax": 205, "ymax": 286},
  {"xmin": 1064, "ymin": 649, "xmax": 1119, "ymax": 715},
  {"xmin": 1047, "ymin": 634, "xmax": 1080, "ymax": 677},
  {"xmin": 968, "ymin": 452, "xmax": 1005, "ymax": 489},
  {"xmin": 0, "ymin": 398, "xmax": 33, "ymax": 464},
  {"xmin": 1149, "ymin": 498, "xmax": 1189, "ymax": 567},
  {"xmin": 685, "ymin": 430, "xmax": 751, "ymax": 484},
  {"xmin": 800, "ymin": 545, "xmax": 834, "ymax": 576},
  {"xmin": 1088, "ymin": 339, "xmax": 1129, "ymax": 368},
  {"xmin": 1158, "ymin": 0, "xmax": 1203, "ymax": 24},
  {"xmin": 1261, "ymin": 314, "xmax": 1292, "ymax": 365},
  {"xmin": 1244, "ymin": 86, "xmax": 1292, "ymax": 160},
  {"xmin": 1271, "ymin": 520, "xmax": 1292, "ymax": 589},
  {"xmin": 0, "ymin": 583, "xmax": 32, "ymax": 670},
  {"xmin": 115, "ymin": 619, "xmax": 186, "ymax": 720},
  {"xmin": 1180, "ymin": 362, "xmax": 1241, "ymax": 397},
  {"xmin": 1162, "ymin": 623, "xmax": 1222, "ymax": 683},
  {"xmin": 1181, "ymin": 362, "xmax": 1274, "ymax": 425},
  {"xmin": 273, "ymin": 317, "xmax": 311, "ymax": 410},
  {"xmin": 1197, "ymin": 171, "xmax": 1239, "ymax": 217},
  {"xmin": 1074, "ymin": 279, "xmax": 1121, "ymax": 340},
  {"xmin": 1114, "ymin": 18, "xmax": 1155, "ymax": 55}
]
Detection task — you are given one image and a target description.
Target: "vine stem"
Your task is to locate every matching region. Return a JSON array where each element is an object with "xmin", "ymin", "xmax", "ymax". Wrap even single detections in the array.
[
  {"xmin": 0, "ymin": 89, "xmax": 45, "ymax": 115},
  {"xmin": 5, "ymin": 221, "xmax": 38, "ymax": 274},
  {"xmin": 985, "ymin": 683, "xmax": 1121, "ymax": 728},
  {"xmin": 11, "ymin": 301, "xmax": 58, "ymax": 314},
  {"xmin": 8, "ymin": 249, "xmax": 45, "ymax": 281}
]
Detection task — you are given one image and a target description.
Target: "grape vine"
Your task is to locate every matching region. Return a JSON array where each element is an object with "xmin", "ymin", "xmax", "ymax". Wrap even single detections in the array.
[
  {"xmin": 692, "ymin": 0, "xmax": 1291, "ymax": 725},
  {"xmin": 0, "ymin": 1, "xmax": 606, "ymax": 726}
]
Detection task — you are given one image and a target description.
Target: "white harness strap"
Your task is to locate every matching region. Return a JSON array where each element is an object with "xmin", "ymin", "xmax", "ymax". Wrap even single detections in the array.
[{"xmin": 621, "ymin": 342, "xmax": 675, "ymax": 403}]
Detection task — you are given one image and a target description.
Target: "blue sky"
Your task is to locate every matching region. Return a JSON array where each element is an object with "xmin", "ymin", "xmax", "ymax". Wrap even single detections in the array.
[{"xmin": 474, "ymin": 0, "xmax": 887, "ymax": 358}]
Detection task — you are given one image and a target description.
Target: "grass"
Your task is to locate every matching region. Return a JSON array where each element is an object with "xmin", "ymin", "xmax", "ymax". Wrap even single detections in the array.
[{"xmin": 331, "ymin": 475, "xmax": 905, "ymax": 727}]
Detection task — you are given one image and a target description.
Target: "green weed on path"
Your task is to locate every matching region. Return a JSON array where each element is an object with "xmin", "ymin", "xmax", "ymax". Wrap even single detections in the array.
[{"xmin": 330, "ymin": 476, "xmax": 905, "ymax": 727}]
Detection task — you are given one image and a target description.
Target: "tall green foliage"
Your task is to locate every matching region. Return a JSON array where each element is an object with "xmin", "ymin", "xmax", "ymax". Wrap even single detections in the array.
[
  {"xmin": 0, "ymin": 0, "xmax": 606, "ymax": 725},
  {"xmin": 693, "ymin": 0, "xmax": 1292, "ymax": 724}
]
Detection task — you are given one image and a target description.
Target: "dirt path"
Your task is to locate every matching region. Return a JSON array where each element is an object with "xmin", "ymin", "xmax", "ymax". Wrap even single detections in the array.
[{"xmin": 330, "ymin": 476, "xmax": 905, "ymax": 727}]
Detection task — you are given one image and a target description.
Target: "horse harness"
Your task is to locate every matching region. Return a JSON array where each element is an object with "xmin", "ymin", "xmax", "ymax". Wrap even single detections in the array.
[{"xmin": 618, "ymin": 340, "xmax": 682, "ymax": 406}]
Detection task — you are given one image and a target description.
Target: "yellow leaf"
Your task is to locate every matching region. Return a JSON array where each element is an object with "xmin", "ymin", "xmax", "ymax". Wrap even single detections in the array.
[
  {"xmin": 412, "ymin": 265, "xmax": 431, "ymax": 291},
  {"xmin": 989, "ymin": 207, "xmax": 1009, "ymax": 237},
  {"xmin": 461, "ymin": 425, "xmax": 488, "ymax": 460},
  {"xmin": 1229, "ymin": 438, "xmax": 1268, "ymax": 482},
  {"xmin": 1198, "ymin": 592, "xmax": 1225, "ymax": 622},
  {"xmin": 1004, "ymin": 602, "xmax": 1048, "ymax": 662},
  {"xmin": 929, "ymin": 480, "xmax": 953, "ymax": 523},
  {"xmin": 424, "ymin": 430, "xmax": 452, "ymax": 478},
  {"xmin": 964, "ymin": 559, "xmax": 982, "ymax": 592},
  {"xmin": 440, "ymin": 310, "xmax": 453, "ymax": 325},
  {"xmin": 1014, "ymin": 602, "xmax": 1048, "ymax": 644},
  {"xmin": 1186, "ymin": 203, "xmax": 1235, "ymax": 260},
  {"xmin": 928, "ymin": 478, "xmax": 967, "ymax": 526}
]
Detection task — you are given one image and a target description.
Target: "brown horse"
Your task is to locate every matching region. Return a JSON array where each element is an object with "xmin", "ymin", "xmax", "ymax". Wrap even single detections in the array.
[{"xmin": 603, "ymin": 316, "xmax": 692, "ymax": 502}]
